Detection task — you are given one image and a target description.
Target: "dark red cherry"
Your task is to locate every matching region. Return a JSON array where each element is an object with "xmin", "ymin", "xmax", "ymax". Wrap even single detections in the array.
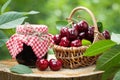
[
  {"xmin": 49, "ymin": 59, "xmax": 62, "ymax": 71},
  {"xmin": 76, "ymin": 20, "xmax": 89, "ymax": 32},
  {"xmin": 73, "ymin": 23, "xmax": 79, "ymax": 32},
  {"xmin": 85, "ymin": 27, "xmax": 95, "ymax": 42},
  {"xmin": 68, "ymin": 28, "xmax": 78, "ymax": 41},
  {"xmin": 79, "ymin": 32, "xmax": 86, "ymax": 40},
  {"xmin": 70, "ymin": 40, "xmax": 82, "ymax": 47},
  {"xmin": 59, "ymin": 37, "xmax": 70, "ymax": 47},
  {"xmin": 36, "ymin": 59, "xmax": 49, "ymax": 71},
  {"xmin": 102, "ymin": 30, "xmax": 111, "ymax": 39},
  {"xmin": 53, "ymin": 34, "xmax": 61, "ymax": 45},
  {"xmin": 87, "ymin": 27, "xmax": 95, "ymax": 38},
  {"xmin": 60, "ymin": 27, "xmax": 69, "ymax": 38}
]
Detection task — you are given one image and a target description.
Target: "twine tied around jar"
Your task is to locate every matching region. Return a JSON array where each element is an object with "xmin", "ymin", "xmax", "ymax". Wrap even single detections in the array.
[
  {"xmin": 17, "ymin": 22, "xmax": 49, "ymax": 41},
  {"xmin": 6, "ymin": 22, "xmax": 53, "ymax": 59}
]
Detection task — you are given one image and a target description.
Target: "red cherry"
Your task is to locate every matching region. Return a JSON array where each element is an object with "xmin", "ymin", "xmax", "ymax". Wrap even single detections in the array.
[
  {"xmin": 68, "ymin": 28, "xmax": 78, "ymax": 41},
  {"xmin": 60, "ymin": 27, "xmax": 69, "ymax": 38},
  {"xmin": 73, "ymin": 23, "xmax": 79, "ymax": 32},
  {"xmin": 70, "ymin": 40, "xmax": 82, "ymax": 47},
  {"xmin": 36, "ymin": 59, "xmax": 49, "ymax": 71},
  {"xmin": 74, "ymin": 20, "xmax": 88, "ymax": 33},
  {"xmin": 79, "ymin": 32, "xmax": 86, "ymax": 40},
  {"xmin": 102, "ymin": 30, "xmax": 111, "ymax": 39},
  {"xmin": 87, "ymin": 27, "xmax": 95, "ymax": 37},
  {"xmin": 85, "ymin": 27, "xmax": 94, "ymax": 42},
  {"xmin": 49, "ymin": 59, "xmax": 62, "ymax": 71},
  {"xmin": 52, "ymin": 34, "xmax": 61, "ymax": 45},
  {"xmin": 59, "ymin": 37, "xmax": 70, "ymax": 47},
  {"xmin": 57, "ymin": 59, "xmax": 63, "ymax": 64}
]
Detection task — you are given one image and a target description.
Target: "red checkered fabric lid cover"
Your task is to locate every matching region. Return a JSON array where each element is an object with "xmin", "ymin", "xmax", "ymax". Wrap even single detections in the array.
[{"xmin": 6, "ymin": 24, "xmax": 53, "ymax": 58}]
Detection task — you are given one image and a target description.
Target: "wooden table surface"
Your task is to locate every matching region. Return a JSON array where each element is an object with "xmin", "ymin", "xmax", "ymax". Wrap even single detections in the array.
[{"xmin": 0, "ymin": 55, "xmax": 104, "ymax": 80}]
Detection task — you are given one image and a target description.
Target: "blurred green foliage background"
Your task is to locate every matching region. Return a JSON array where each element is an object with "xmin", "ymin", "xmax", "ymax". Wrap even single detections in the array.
[{"xmin": 0, "ymin": 0, "xmax": 120, "ymax": 60}]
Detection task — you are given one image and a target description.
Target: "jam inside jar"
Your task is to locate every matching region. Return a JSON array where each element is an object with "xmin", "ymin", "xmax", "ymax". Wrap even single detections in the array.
[{"xmin": 16, "ymin": 43, "xmax": 47, "ymax": 68}]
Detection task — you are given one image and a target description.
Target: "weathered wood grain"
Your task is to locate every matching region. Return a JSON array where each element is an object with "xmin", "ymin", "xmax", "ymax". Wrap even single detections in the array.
[{"xmin": 0, "ymin": 55, "xmax": 104, "ymax": 80}]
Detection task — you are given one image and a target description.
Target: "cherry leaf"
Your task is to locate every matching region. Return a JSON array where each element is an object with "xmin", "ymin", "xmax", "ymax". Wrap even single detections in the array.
[
  {"xmin": 97, "ymin": 22, "xmax": 103, "ymax": 33},
  {"xmin": 83, "ymin": 40, "xmax": 117, "ymax": 56},
  {"xmin": 56, "ymin": 21, "xmax": 68, "ymax": 31},
  {"xmin": 10, "ymin": 64, "xmax": 33, "ymax": 74},
  {"xmin": 1, "ymin": 0, "xmax": 11, "ymax": 14},
  {"xmin": 82, "ymin": 39, "xmax": 91, "ymax": 46}
]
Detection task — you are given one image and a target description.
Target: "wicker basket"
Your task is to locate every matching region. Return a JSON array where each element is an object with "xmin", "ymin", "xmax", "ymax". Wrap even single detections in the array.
[{"xmin": 53, "ymin": 6, "xmax": 105, "ymax": 69}]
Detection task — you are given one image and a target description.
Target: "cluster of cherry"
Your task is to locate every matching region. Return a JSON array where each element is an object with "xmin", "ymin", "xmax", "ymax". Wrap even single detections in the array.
[
  {"xmin": 53, "ymin": 20, "xmax": 110, "ymax": 47},
  {"xmin": 36, "ymin": 58, "xmax": 62, "ymax": 71}
]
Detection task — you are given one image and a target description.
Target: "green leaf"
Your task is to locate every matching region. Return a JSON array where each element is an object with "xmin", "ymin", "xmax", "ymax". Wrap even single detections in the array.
[
  {"xmin": 0, "ymin": 11, "xmax": 39, "ymax": 29},
  {"xmin": 0, "ymin": 12, "xmax": 24, "ymax": 25},
  {"xmin": 96, "ymin": 45, "xmax": 120, "ymax": 70},
  {"xmin": 1, "ymin": 0, "xmax": 11, "ymax": 14},
  {"xmin": 111, "ymin": 32, "xmax": 120, "ymax": 44},
  {"xmin": 0, "ymin": 39, "xmax": 8, "ymax": 47},
  {"xmin": 2, "ymin": 29, "xmax": 15, "ymax": 37},
  {"xmin": 0, "ymin": 30, "xmax": 8, "ymax": 39},
  {"xmin": 0, "ymin": 17, "xmax": 27, "ymax": 29},
  {"xmin": 97, "ymin": 22, "xmax": 103, "ymax": 33},
  {"xmin": 101, "ymin": 64, "xmax": 120, "ymax": 80},
  {"xmin": 56, "ymin": 21, "xmax": 68, "ymax": 30},
  {"xmin": 113, "ymin": 69, "xmax": 120, "ymax": 80},
  {"xmin": 48, "ymin": 48, "xmax": 54, "ymax": 54},
  {"xmin": 10, "ymin": 64, "xmax": 33, "ymax": 74},
  {"xmin": 83, "ymin": 40, "xmax": 116, "ymax": 56},
  {"xmin": 0, "ymin": 30, "xmax": 8, "ymax": 47},
  {"xmin": 5, "ymin": 11, "xmax": 39, "ymax": 16},
  {"xmin": 82, "ymin": 39, "xmax": 91, "ymax": 46},
  {"xmin": 20, "ymin": 11, "xmax": 40, "ymax": 15}
]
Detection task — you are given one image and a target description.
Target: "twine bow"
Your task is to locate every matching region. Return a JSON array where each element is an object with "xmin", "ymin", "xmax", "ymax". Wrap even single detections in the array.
[{"xmin": 17, "ymin": 22, "xmax": 48, "ymax": 41}]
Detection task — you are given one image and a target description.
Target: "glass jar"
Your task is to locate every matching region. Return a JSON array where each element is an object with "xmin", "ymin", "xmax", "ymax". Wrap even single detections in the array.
[{"xmin": 6, "ymin": 23, "xmax": 52, "ymax": 67}]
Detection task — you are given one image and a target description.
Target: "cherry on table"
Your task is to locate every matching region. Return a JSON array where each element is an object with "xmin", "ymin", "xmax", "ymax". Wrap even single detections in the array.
[
  {"xmin": 36, "ymin": 58, "xmax": 49, "ymax": 71},
  {"xmin": 49, "ymin": 59, "xmax": 62, "ymax": 71}
]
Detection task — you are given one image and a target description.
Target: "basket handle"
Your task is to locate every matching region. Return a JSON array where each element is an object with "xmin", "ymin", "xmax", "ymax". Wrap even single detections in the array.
[{"xmin": 67, "ymin": 6, "xmax": 98, "ymax": 33}]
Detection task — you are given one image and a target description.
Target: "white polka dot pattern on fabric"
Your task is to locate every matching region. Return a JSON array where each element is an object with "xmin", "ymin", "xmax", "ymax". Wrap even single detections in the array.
[{"xmin": 6, "ymin": 24, "xmax": 53, "ymax": 59}]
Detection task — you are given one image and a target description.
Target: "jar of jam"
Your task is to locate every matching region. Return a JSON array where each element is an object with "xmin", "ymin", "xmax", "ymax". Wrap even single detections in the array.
[{"xmin": 6, "ymin": 23, "xmax": 52, "ymax": 67}]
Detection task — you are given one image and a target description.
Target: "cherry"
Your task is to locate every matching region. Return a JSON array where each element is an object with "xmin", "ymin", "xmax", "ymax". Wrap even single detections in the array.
[
  {"xmin": 59, "ymin": 37, "xmax": 70, "ymax": 47},
  {"xmin": 68, "ymin": 28, "xmax": 78, "ymax": 41},
  {"xmin": 53, "ymin": 34, "xmax": 61, "ymax": 45},
  {"xmin": 87, "ymin": 27, "xmax": 94, "ymax": 38},
  {"xmin": 102, "ymin": 30, "xmax": 111, "ymax": 39},
  {"xmin": 73, "ymin": 23, "xmax": 79, "ymax": 32},
  {"xmin": 70, "ymin": 40, "xmax": 82, "ymax": 47},
  {"xmin": 60, "ymin": 27, "xmax": 69, "ymax": 38},
  {"xmin": 74, "ymin": 20, "xmax": 88, "ymax": 33},
  {"xmin": 36, "ymin": 58, "xmax": 49, "ymax": 71},
  {"xmin": 85, "ymin": 27, "xmax": 95, "ymax": 42},
  {"xmin": 49, "ymin": 59, "xmax": 62, "ymax": 71},
  {"xmin": 79, "ymin": 32, "xmax": 86, "ymax": 40}
]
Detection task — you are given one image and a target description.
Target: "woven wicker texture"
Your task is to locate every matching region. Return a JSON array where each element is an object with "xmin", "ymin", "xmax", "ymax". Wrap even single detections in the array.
[{"xmin": 53, "ymin": 6, "xmax": 105, "ymax": 69}]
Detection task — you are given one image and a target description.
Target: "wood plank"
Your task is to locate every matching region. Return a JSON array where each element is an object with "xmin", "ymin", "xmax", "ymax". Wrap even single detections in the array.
[{"xmin": 0, "ymin": 55, "xmax": 104, "ymax": 80}]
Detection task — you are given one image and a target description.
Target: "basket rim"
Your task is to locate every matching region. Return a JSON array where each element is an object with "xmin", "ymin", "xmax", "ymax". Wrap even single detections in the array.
[
  {"xmin": 53, "ymin": 44, "xmax": 89, "ymax": 51},
  {"xmin": 53, "ymin": 44, "xmax": 89, "ymax": 48}
]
